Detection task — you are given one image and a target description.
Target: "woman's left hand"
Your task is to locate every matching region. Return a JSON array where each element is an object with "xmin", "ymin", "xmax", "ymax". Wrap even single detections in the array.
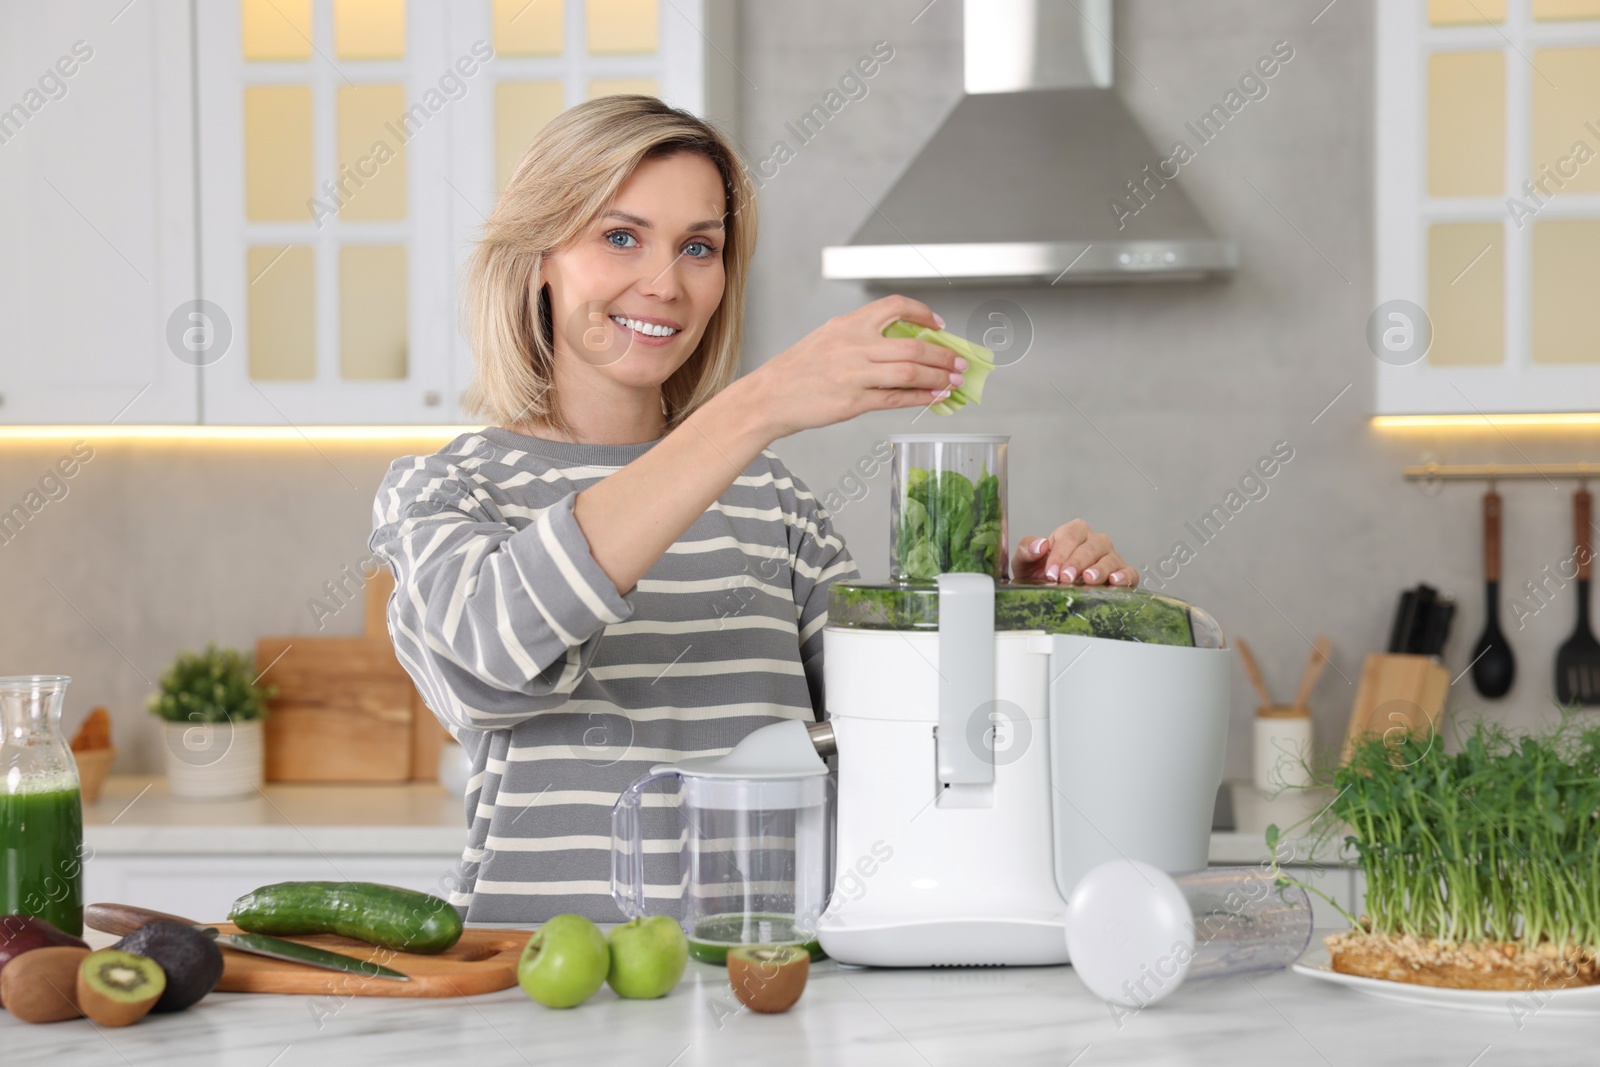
[{"xmin": 1012, "ymin": 521, "xmax": 1138, "ymax": 587}]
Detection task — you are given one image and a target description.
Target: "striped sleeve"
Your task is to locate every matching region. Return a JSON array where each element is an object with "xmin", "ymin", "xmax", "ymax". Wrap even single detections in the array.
[
  {"xmin": 774, "ymin": 460, "xmax": 861, "ymax": 718},
  {"xmin": 368, "ymin": 447, "xmax": 634, "ymax": 732}
]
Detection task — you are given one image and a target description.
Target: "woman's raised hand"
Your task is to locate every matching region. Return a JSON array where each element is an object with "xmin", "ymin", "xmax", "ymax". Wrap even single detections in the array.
[{"xmin": 749, "ymin": 295, "xmax": 969, "ymax": 439}]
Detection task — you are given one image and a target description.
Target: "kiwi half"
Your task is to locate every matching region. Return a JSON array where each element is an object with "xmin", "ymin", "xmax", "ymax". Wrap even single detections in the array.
[
  {"xmin": 726, "ymin": 944, "xmax": 809, "ymax": 1014},
  {"xmin": 77, "ymin": 949, "xmax": 166, "ymax": 1027},
  {"xmin": 1, "ymin": 945, "xmax": 90, "ymax": 1023}
]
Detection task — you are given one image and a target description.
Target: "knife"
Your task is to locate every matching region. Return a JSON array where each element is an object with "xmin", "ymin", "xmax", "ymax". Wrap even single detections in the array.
[
  {"xmin": 1408, "ymin": 584, "xmax": 1439, "ymax": 653},
  {"xmin": 1387, "ymin": 589, "xmax": 1418, "ymax": 653},
  {"xmin": 85, "ymin": 903, "xmax": 410, "ymax": 981}
]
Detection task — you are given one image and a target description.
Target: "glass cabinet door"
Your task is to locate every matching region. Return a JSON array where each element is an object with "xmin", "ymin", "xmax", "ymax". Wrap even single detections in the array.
[
  {"xmin": 198, "ymin": 0, "xmax": 714, "ymax": 426},
  {"xmin": 197, "ymin": 0, "xmax": 454, "ymax": 425}
]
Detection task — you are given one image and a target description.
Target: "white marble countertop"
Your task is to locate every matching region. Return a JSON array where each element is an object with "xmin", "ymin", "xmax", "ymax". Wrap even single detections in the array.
[
  {"xmin": 86, "ymin": 777, "xmax": 1346, "ymax": 867},
  {"xmin": 0, "ymin": 933, "xmax": 1584, "ymax": 1066},
  {"xmin": 85, "ymin": 776, "xmax": 467, "ymax": 855}
]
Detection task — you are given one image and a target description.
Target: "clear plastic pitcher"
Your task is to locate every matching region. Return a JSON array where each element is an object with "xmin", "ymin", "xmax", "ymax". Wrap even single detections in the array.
[{"xmin": 611, "ymin": 720, "xmax": 832, "ymax": 964}]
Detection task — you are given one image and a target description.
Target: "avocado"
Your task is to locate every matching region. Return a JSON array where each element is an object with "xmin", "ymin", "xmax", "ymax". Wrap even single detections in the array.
[{"xmin": 112, "ymin": 922, "xmax": 223, "ymax": 1012}]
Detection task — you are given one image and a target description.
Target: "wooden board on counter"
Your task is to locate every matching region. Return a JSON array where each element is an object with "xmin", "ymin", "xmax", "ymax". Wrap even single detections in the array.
[
  {"xmin": 209, "ymin": 923, "xmax": 531, "ymax": 997},
  {"xmin": 258, "ymin": 568, "xmax": 454, "ymax": 783}
]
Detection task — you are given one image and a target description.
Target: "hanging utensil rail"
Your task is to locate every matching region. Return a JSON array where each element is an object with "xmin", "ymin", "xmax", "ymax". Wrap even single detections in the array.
[{"xmin": 1403, "ymin": 462, "xmax": 1600, "ymax": 482}]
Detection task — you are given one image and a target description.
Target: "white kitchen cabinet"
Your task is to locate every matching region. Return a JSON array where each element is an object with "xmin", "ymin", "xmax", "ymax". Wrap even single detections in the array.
[
  {"xmin": 1375, "ymin": 4, "xmax": 1600, "ymax": 414},
  {"xmin": 0, "ymin": 0, "xmax": 198, "ymax": 425},
  {"xmin": 3, "ymin": 0, "xmax": 733, "ymax": 426},
  {"xmin": 83, "ymin": 853, "xmax": 465, "ymax": 923},
  {"xmin": 194, "ymin": 0, "xmax": 731, "ymax": 426}
]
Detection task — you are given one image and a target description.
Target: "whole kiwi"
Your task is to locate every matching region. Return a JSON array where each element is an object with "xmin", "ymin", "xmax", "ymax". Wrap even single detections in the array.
[
  {"xmin": 1, "ymin": 945, "xmax": 90, "ymax": 1023},
  {"xmin": 112, "ymin": 922, "xmax": 223, "ymax": 1012},
  {"xmin": 0, "ymin": 915, "xmax": 89, "ymax": 1007},
  {"xmin": 77, "ymin": 949, "xmax": 167, "ymax": 1027}
]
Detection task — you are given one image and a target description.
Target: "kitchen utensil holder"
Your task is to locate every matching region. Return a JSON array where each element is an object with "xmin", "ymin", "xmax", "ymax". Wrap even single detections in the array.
[{"xmin": 1252, "ymin": 707, "xmax": 1313, "ymax": 792}]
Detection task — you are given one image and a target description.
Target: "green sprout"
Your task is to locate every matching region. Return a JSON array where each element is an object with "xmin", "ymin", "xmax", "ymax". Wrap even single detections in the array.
[{"xmin": 1270, "ymin": 715, "xmax": 1600, "ymax": 950}]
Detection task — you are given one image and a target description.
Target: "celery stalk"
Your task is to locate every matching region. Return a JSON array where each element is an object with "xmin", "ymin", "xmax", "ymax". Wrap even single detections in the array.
[{"xmin": 882, "ymin": 319, "xmax": 997, "ymax": 415}]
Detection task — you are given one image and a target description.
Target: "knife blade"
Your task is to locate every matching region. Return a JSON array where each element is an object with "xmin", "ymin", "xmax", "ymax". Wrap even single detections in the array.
[
  {"xmin": 85, "ymin": 902, "xmax": 409, "ymax": 981},
  {"xmin": 209, "ymin": 931, "xmax": 410, "ymax": 980}
]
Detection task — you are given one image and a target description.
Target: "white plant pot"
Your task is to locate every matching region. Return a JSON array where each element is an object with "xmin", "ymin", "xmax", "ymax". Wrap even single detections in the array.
[{"xmin": 163, "ymin": 719, "xmax": 264, "ymax": 800}]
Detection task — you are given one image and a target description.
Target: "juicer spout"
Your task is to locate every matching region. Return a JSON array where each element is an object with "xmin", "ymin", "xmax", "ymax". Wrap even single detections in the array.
[{"xmin": 805, "ymin": 720, "xmax": 837, "ymax": 758}]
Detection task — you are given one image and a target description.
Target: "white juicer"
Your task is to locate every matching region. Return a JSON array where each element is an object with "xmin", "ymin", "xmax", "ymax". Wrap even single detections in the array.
[
  {"xmin": 611, "ymin": 433, "xmax": 1234, "ymax": 968},
  {"xmin": 812, "ymin": 573, "xmax": 1232, "ymax": 967}
]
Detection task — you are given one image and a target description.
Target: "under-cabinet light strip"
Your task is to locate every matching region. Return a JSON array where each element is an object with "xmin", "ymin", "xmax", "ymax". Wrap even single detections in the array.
[{"xmin": 1373, "ymin": 413, "xmax": 1600, "ymax": 429}]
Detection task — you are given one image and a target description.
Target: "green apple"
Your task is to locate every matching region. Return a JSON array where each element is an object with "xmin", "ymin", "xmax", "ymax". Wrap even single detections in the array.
[
  {"xmin": 517, "ymin": 915, "xmax": 609, "ymax": 1008},
  {"xmin": 606, "ymin": 916, "xmax": 688, "ymax": 999}
]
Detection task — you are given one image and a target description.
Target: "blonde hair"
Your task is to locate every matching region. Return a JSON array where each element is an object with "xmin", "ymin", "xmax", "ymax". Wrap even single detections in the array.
[{"xmin": 460, "ymin": 95, "xmax": 758, "ymax": 437}]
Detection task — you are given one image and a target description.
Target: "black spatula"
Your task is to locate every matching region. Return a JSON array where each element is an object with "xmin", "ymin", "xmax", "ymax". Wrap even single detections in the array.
[
  {"xmin": 1471, "ymin": 490, "xmax": 1515, "ymax": 699},
  {"xmin": 1556, "ymin": 488, "xmax": 1600, "ymax": 706}
]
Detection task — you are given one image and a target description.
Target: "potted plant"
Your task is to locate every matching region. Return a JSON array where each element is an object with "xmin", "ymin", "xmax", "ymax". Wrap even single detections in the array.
[{"xmin": 147, "ymin": 644, "xmax": 274, "ymax": 800}]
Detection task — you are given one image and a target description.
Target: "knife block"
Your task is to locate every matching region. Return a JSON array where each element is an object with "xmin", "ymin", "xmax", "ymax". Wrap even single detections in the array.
[{"xmin": 1341, "ymin": 653, "xmax": 1450, "ymax": 763}]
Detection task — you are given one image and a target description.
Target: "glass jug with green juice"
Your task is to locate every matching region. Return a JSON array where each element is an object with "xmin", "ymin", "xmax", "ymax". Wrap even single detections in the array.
[{"xmin": 1, "ymin": 676, "xmax": 84, "ymax": 937}]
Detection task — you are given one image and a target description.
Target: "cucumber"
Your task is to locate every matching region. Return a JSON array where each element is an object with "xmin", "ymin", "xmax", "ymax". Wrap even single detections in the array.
[{"xmin": 228, "ymin": 882, "xmax": 464, "ymax": 954}]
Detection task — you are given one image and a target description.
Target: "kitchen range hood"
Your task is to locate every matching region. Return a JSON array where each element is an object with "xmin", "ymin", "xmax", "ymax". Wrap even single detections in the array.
[{"xmin": 822, "ymin": 0, "xmax": 1237, "ymax": 286}]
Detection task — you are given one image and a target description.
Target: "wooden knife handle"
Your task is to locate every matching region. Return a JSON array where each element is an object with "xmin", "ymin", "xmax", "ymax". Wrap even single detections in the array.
[
  {"xmin": 1484, "ymin": 490, "xmax": 1501, "ymax": 583},
  {"xmin": 85, "ymin": 902, "xmax": 203, "ymax": 937},
  {"xmin": 1577, "ymin": 489, "xmax": 1592, "ymax": 581}
]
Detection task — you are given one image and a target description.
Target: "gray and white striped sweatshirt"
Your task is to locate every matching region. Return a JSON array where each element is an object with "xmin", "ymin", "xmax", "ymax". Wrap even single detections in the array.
[{"xmin": 368, "ymin": 426, "xmax": 858, "ymax": 923}]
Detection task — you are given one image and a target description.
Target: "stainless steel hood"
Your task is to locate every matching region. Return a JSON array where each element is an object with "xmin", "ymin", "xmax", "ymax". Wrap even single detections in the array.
[{"xmin": 821, "ymin": 0, "xmax": 1237, "ymax": 286}]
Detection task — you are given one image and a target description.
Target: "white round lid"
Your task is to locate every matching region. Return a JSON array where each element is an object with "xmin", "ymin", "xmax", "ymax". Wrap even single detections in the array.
[
  {"xmin": 1063, "ymin": 859, "xmax": 1195, "ymax": 1008},
  {"xmin": 652, "ymin": 718, "xmax": 828, "ymax": 781}
]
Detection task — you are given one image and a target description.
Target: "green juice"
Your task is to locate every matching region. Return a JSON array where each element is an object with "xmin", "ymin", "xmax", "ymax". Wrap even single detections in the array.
[
  {"xmin": 0, "ymin": 786, "xmax": 84, "ymax": 937},
  {"xmin": 687, "ymin": 912, "xmax": 825, "ymax": 965}
]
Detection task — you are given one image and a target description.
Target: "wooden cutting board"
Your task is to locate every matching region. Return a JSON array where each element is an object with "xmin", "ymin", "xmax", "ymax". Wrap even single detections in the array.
[
  {"xmin": 211, "ymin": 923, "xmax": 533, "ymax": 997},
  {"xmin": 257, "ymin": 568, "xmax": 453, "ymax": 782}
]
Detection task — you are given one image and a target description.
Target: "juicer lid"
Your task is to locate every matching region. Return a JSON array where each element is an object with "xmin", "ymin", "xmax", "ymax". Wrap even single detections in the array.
[
  {"xmin": 827, "ymin": 581, "xmax": 1223, "ymax": 649},
  {"xmin": 651, "ymin": 718, "xmax": 829, "ymax": 781}
]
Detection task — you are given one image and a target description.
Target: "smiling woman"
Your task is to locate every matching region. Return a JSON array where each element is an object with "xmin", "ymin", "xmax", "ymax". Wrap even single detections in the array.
[{"xmin": 368, "ymin": 95, "xmax": 1127, "ymax": 924}]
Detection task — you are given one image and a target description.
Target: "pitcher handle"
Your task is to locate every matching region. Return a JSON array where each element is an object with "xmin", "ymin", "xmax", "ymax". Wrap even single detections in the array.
[{"xmin": 610, "ymin": 770, "xmax": 678, "ymax": 920}]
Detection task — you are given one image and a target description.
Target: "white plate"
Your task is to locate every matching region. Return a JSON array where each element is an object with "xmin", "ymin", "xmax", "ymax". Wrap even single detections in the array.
[{"xmin": 1293, "ymin": 943, "xmax": 1600, "ymax": 1016}]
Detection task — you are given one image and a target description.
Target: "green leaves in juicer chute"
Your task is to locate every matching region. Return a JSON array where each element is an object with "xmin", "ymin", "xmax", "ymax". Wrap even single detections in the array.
[
  {"xmin": 882, "ymin": 319, "xmax": 997, "ymax": 415},
  {"xmin": 897, "ymin": 464, "xmax": 1003, "ymax": 580}
]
